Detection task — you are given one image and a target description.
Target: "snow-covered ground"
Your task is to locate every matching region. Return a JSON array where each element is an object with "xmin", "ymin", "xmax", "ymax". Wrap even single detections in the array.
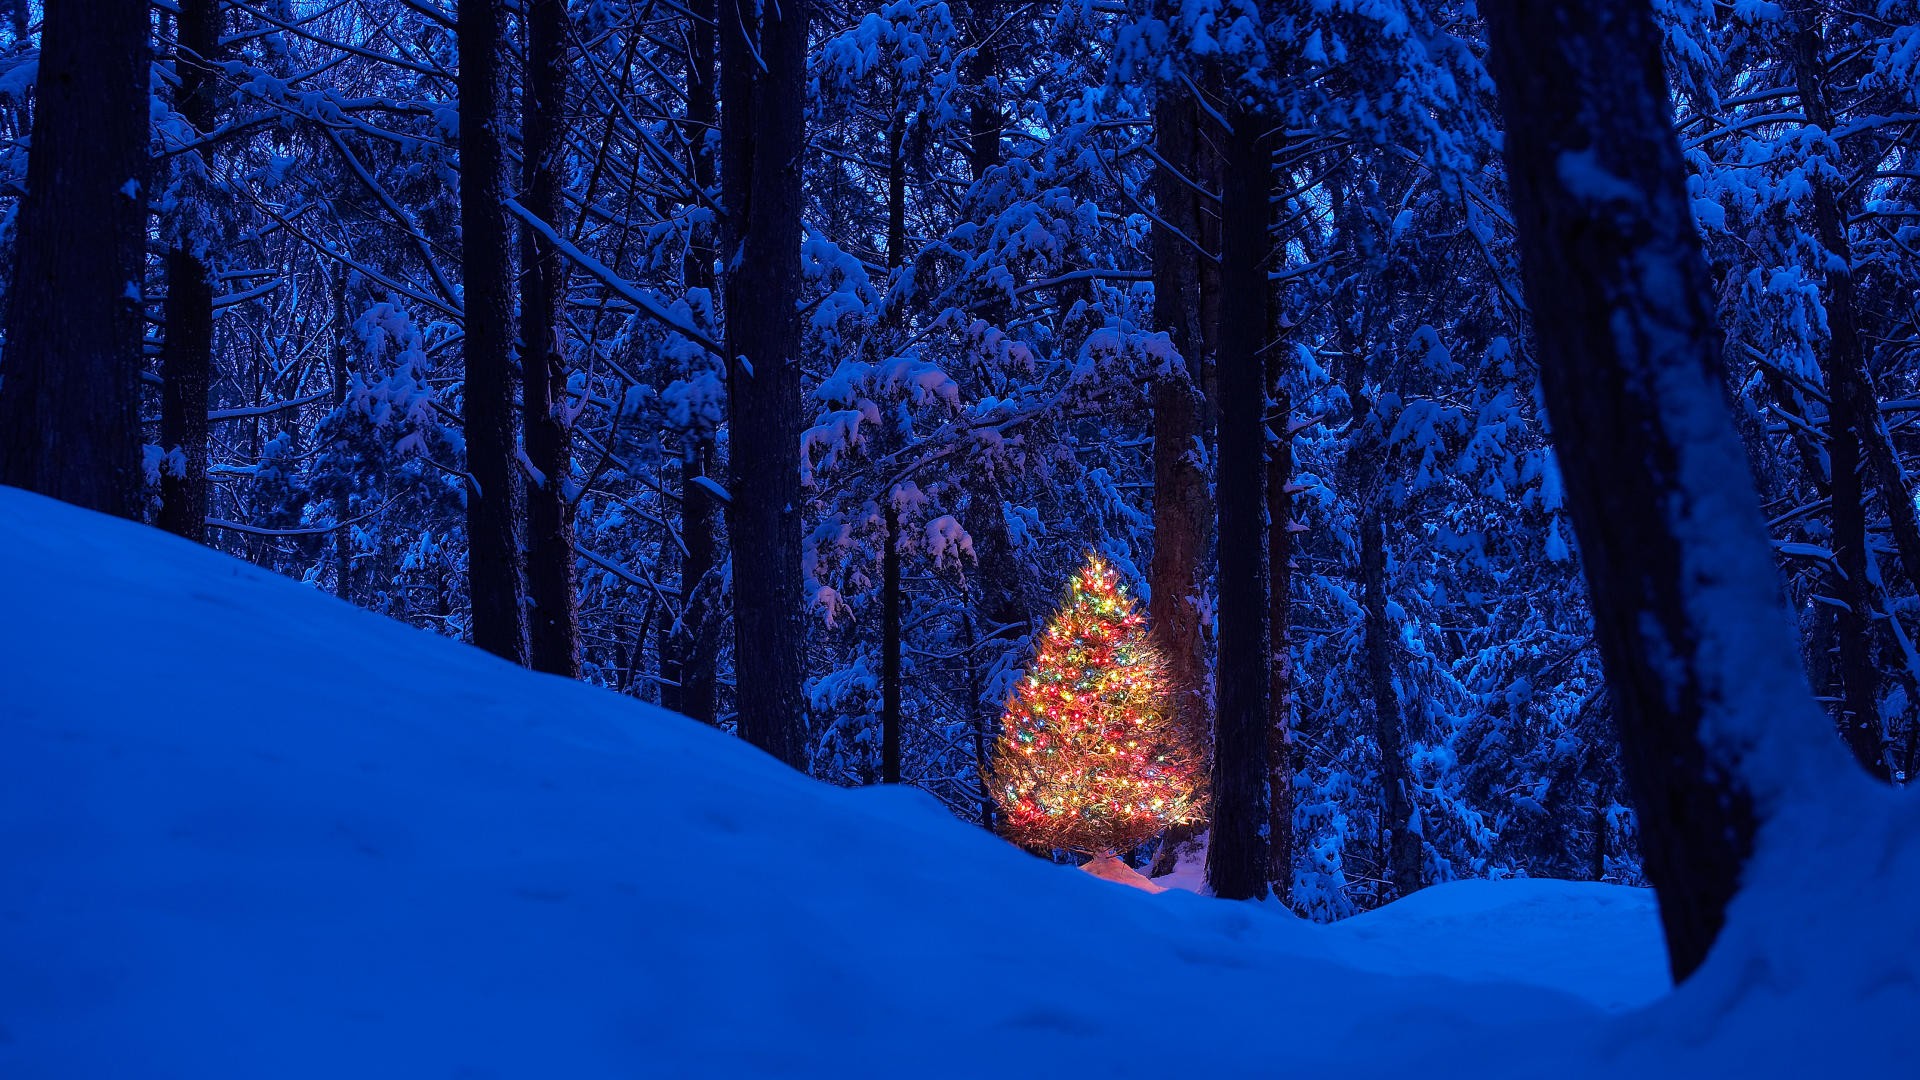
[{"xmin": 1, "ymin": 487, "xmax": 1913, "ymax": 1077}]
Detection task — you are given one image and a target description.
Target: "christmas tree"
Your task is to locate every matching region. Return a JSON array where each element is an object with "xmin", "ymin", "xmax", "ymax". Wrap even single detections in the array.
[{"xmin": 990, "ymin": 554, "xmax": 1207, "ymax": 854}]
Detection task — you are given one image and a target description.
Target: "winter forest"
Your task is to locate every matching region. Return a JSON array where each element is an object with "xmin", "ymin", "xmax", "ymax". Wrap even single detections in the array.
[{"xmin": 2, "ymin": 0, "xmax": 1920, "ymax": 1071}]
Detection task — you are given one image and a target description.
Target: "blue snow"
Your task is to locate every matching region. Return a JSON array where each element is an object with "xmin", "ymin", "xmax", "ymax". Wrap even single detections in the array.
[{"xmin": 0, "ymin": 488, "xmax": 1911, "ymax": 1076}]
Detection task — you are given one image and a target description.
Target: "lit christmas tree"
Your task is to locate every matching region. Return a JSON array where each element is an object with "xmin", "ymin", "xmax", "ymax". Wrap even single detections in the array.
[{"xmin": 990, "ymin": 554, "xmax": 1207, "ymax": 854}]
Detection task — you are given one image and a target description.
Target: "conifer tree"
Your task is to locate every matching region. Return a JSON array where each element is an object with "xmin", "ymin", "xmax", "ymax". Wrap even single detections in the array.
[{"xmin": 991, "ymin": 556, "xmax": 1207, "ymax": 854}]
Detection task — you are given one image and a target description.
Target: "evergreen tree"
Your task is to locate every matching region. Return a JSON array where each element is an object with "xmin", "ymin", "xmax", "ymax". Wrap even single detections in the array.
[{"xmin": 990, "ymin": 555, "xmax": 1207, "ymax": 854}]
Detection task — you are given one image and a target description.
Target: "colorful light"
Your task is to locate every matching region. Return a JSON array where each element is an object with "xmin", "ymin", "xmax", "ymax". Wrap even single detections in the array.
[{"xmin": 988, "ymin": 554, "xmax": 1207, "ymax": 854}]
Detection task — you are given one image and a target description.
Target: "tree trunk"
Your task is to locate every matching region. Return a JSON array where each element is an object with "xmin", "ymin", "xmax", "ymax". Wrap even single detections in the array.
[
  {"xmin": 1781, "ymin": 6, "xmax": 1920, "ymax": 602},
  {"xmin": 667, "ymin": 0, "xmax": 721, "ymax": 726},
  {"xmin": 881, "ymin": 498, "xmax": 903, "ymax": 783},
  {"xmin": 1483, "ymin": 0, "xmax": 1844, "ymax": 981},
  {"xmin": 331, "ymin": 268, "xmax": 355, "ymax": 602},
  {"xmin": 1204, "ymin": 105, "xmax": 1270, "ymax": 902},
  {"xmin": 964, "ymin": 0, "xmax": 1001, "ymax": 183},
  {"xmin": 721, "ymin": 0, "xmax": 810, "ymax": 768},
  {"xmin": 1363, "ymin": 507, "xmax": 1422, "ymax": 896},
  {"xmin": 1146, "ymin": 81, "xmax": 1214, "ymax": 879},
  {"xmin": 876, "ymin": 91, "xmax": 912, "ymax": 786},
  {"xmin": 0, "ymin": 0, "xmax": 149, "ymax": 518},
  {"xmin": 458, "ymin": 0, "xmax": 529, "ymax": 665},
  {"xmin": 1788, "ymin": 3, "xmax": 1890, "ymax": 779},
  {"xmin": 1824, "ymin": 378, "xmax": 1887, "ymax": 776},
  {"xmin": 1266, "ymin": 332, "xmax": 1295, "ymax": 904},
  {"xmin": 158, "ymin": 0, "xmax": 222, "ymax": 542},
  {"xmin": 521, "ymin": 0, "xmax": 581, "ymax": 678},
  {"xmin": 964, "ymin": 608, "xmax": 995, "ymax": 829}
]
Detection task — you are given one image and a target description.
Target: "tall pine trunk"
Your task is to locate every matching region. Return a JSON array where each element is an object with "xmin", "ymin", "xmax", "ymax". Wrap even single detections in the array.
[
  {"xmin": 1204, "ymin": 104, "xmax": 1271, "ymax": 902},
  {"xmin": 667, "ymin": 0, "xmax": 721, "ymax": 725},
  {"xmin": 1483, "ymin": 0, "xmax": 1847, "ymax": 980},
  {"xmin": 879, "ymin": 108, "xmax": 910, "ymax": 785},
  {"xmin": 1363, "ymin": 507, "xmax": 1422, "ymax": 896},
  {"xmin": 1782, "ymin": 4, "xmax": 1920, "ymax": 603},
  {"xmin": 521, "ymin": 0, "xmax": 581, "ymax": 677},
  {"xmin": 0, "ymin": 0, "xmax": 150, "ymax": 517},
  {"xmin": 1146, "ymin": 81, "xmax": 1214, "ymax": 876},
  {"xmin": 1265, "ymin": 294, "xmax": 1295, "ymax": 904},
  {"xmin": 721, "ymin": 0, "xmax": 809, "ymax": 768},
  {"xmin": 158, "ymin": 0, "xmax": 221, "ymax": 542},
  {"xmin": 458, "ymin": 0, "xmax": 529, "ymax": 666},
  {"xmin": 1788, "ymin": 3, "xmax": 1889, "ymax": 778},
  {"xmin": 330, "ymin": 268, "xmax": 355, "ymax": 602},
  {"xmin": 881, "ymin": 499, "xmax": 904, "ymax": 784}
]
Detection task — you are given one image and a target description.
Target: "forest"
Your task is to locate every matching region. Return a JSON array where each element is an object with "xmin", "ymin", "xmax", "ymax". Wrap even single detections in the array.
[{"xmin": 1, "ymin": 0, "xmax": 1918, "ymax": 1062}]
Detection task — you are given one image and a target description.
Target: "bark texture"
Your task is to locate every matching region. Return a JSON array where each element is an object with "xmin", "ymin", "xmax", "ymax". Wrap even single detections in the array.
[
  {"xmin": 722, "ymin": 0, "xmax": 810, "ymax": 767},
  {"xmin": 521, "ymin": 0, "xmax": 582, "ymax": 677},
  {"xmin": 458, "ymin": 0, "xmax": 530, "ymax": 666},
  {"xmin": 159, "ymin": 0, "xmax": 223, "ymax": 542},
  {"xmin": 0, "ymin": 0, "xmax": 150, "ymax": 518},
  {"xmin": 1204, "ymin": 106, "xmax": 1271, "ymax": 902}
]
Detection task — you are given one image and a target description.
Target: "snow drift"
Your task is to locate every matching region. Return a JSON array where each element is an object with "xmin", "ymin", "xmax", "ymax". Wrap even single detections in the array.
[{"xmin": 0, "ymin": 488, "xmax": 1912, "ymax": 1077}]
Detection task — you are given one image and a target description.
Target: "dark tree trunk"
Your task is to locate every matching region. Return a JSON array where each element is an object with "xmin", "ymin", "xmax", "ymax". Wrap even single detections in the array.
[
  {"xmin": 1782, "ymin": 6, "xmax": 1920, "ymax": 603},
  {"xmin": 1788, "ymin": 4, "xmax": 1890, "ymax": 779},
  {"xmin": 959, "ymin": 0, "xmax": 1030, "ymax": 739},
  {"xmin": 964, "ymin": 608, "xmax": 995, "ymax": 829},
  {"xmin": 1204, "ymin": 106, "xmax": 1271, "ymax": 902},
  {"xmin": 881, "ymin": 499, "xmax": 903, "ymax": 784},
  {"xmin": 458, "ymin": 0, "xmax": 529, "ymax": 666},
  {"xmin": 1265, "ymin": 324, "xmax": 1295, "ymax": 905},
  {"xmin": 1825, "ymin": 376, "xmax": 1886, "ymax": 776},
  {"xmin": 521, "ymin": 0, "xmax": 581, "ymax": 678},
  {"xmin": 667, "ymin": 0, "xmax": 720, "ymax": 725},
  {"xmin": 1362, "ymin": 507, "xmax": 1422, "ymax": 896},
  {"xmin": 0, "ymin": 0, "xmax": 150, "ymax": 517},
  {"xmin": 1148, "ymin": 82, "xmax": 1212, "ymax": 771},
  {"xmin": 331, "ymin": 269, "xmax": 355, "ymax": 602},
  {"xmin": 1146, "ymin": 82, "xmax": 1214, "ymax": 879},
  {"xmin": 1483, "ymin": 0, "xmax": 1840, "ymax": 981},
  {"xmin": 721, "ymin": 0, "xmax": 809, "ymax": 768},
  {"xmin": 964, "ymin": 0, "xmax": 1001, "ymax": 183},
  {"xmin": 879, "ymin": 110, "xmax": 910, "ymax": 786},
  {"xmin": 158, "ymin": 0, "xmax": 222, "ymax": 542},
  {"xmin": 887, "ymin": 106, "xmax": 908, "ymax": 279}
]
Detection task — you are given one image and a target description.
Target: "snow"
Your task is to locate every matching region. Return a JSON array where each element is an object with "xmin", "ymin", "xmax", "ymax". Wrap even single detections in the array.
[
  {"xmin": 1328, "ymin": 878, "xmax": 1667, "ymax": 1010},
  {"xmin": 1, "ymin": 486, "xmax": 1915, "ymax": 1076},
  {"xmin": 1080, "ymin": 853, "xmax": 1167, "ymax": 893}
]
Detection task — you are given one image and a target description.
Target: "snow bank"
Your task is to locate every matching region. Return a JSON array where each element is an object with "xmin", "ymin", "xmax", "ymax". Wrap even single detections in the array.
[{"xmin": 0, "ymin": 488, "xmax": 1911, "ymax": 1077}]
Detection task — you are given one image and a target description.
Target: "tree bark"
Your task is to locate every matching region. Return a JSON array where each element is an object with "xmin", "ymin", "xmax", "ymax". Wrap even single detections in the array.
[
  {"xmin": 1483, "ymin": 0, "xmax": 1841, "ymax": 981},
  {"xmin": 881, "ymin": 498, "xmax": 903, "ymax": 784},
  {"xmin": 1782, "ymin": 7, "xmax": 1920, "ymax": 601},
  {"xmin": 331, "ymin": 268, "xmax": 355, "ymax": 602},
  {"xmin": 0, "ymin": 0, "xmax": 150, "ymax": 518},
  {"xmin": 1146, "ymin": 81, "xmax": 1214, "ymax": 878},
  {"xmin": 1266, "ymin": 324, "xmax": 1295, "ymax": 904},
  {"xmin": 1788, "ymin": 3, "xmax": 1890, "ymax": 778},
  {"xmin": 521, "ymin": 0, "xmax": 581, "ymax": 678},
  {"xmin": 666, "ymin": 0, "xmax": 721, "ymax": 725},
  {"xmin": 963, "ymin": 0, "xmax": 1001, "ymax": 183},
  {"xmin": 158, "ymin": 0, "xmax": 222, "ymax": 542},
  {"xmin": 1204, "ymin": 105, "xmax": 1271, "ymax": 902},
  {"xmin": 458, "ymin": 0, "xmax": 530, "ymax": 666},
  {"xmin": 721, "ymin": 0, "xmax": 810, "ymax": 768},
  {"xmin": 1363, "ymin": 507, "xmax": 1422, "ymax": 896}
]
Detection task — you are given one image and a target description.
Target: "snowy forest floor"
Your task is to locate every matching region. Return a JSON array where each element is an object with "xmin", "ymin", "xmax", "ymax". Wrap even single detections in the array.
[{"xmin": 1, "ymin": 487, "xmax": 1912, "ymax": 1077}]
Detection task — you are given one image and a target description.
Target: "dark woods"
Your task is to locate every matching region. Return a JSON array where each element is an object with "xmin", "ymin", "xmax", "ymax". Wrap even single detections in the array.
[{"xmin": 0, "ymin": 0, "xmax": 1911, "ymax": 976}]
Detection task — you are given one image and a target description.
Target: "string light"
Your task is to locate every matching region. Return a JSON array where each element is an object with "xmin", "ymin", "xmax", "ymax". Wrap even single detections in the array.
[{"xmin": 988, "ymin": 554, "xmax": 1207, "ymax": 854}]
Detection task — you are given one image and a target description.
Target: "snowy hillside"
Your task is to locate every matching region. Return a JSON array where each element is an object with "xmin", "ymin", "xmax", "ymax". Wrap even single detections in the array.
[{"xmin": 0, "ymin": 487, "xmax": 1910, "ymax": 1077}]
